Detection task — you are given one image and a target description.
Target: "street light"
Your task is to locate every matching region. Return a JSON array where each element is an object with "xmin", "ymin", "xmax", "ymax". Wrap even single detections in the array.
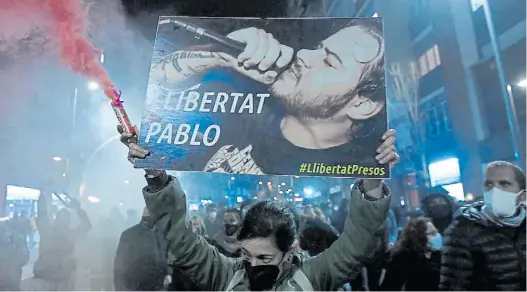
[
  {"xmin": 517, "ymin": 79, "xmax": 527, "ymax": 87},
  {"xmin": 53, "ymin": 156, "xmax": 62, "ymax": 161},
  {"xmin": 87, "ymin": 196, "xmax": 100, "ymax": 203},
  {"xmin": 87, "ymin": 81, "xmax": 99, "ymax": 91}
]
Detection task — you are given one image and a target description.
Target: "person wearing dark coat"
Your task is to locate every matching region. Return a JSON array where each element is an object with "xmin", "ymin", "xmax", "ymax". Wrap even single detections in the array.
[
  {"xmin": 439, "ymin": 161, "xmax": 526, "ymax": 291},
  {"xmin": 208, "ymin": 208, "xmax": 243, "ymax": 258},
  {"xmin": 114, "ymin": 208, "xmax": 168, "ymax": 291},
  {"xmin": 299, "ymin": 216, "xmax": 339, "ymax": 257},
  {"xmin": 33, "ymin": 194, "xmax": 91, "ymax": 291},
  {"xmin": 0, "ymin": 218, "xmax": 29, "ymax": 291},
  {"xmin": 421, "ymin": 190, "xmax": 457, "ymax": 235},
  {"xmin": 381, "ymin": 217, "xmax": 442, "ymax": 291}
]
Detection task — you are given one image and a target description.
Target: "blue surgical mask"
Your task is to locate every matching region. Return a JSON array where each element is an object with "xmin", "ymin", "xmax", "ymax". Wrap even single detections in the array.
[{"xmin": 429, "ymin": 233, "xmax": 443, "ymax": 250}]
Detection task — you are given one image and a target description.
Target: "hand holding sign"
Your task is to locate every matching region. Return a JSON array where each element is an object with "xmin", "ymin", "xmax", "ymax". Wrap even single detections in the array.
[{"xmin": 219, "ymin": 27, "xmax": 294, "ymax": 85}]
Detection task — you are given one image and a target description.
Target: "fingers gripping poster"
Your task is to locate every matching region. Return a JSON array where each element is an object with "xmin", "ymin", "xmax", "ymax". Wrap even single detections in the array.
[{"xmin": 135, "ymin": 17, "xmax": 390, "ymax": 178}]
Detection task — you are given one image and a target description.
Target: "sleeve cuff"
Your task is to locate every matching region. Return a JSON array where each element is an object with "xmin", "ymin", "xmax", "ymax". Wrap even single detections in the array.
[
  {"xmin": 355, "ymin": 179, "xmax": 390, "ymax": 201},
  {"xmin": 364, "ymin": 184, "xmax": 385, "ymax": 201}
]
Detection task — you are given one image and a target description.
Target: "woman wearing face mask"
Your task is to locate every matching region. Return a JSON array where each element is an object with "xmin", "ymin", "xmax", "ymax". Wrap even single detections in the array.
[
  {"xmin": 209, "ymin": 209, "xmax": 242, "ymax": 257},
  {"xmin": 380, "ymin": 217, "xmax": 442, "ymax": 291},
  {"xmin": 121, "ymin": 128, "xmax": 398, "ymax": 291}
]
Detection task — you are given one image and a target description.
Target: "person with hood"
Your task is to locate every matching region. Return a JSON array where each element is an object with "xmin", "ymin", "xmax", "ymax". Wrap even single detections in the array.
[
  {"xmin": 209, "ymin": 208, "xmax": 243, "ymax": 257},
  {"xmin": 298, "ymin": 214, "xmax": 339, "ymax": 257},
  {"xmin": 33, "ymin": 193, "xmax": 91, "ymax": 290},
  {"xmin": 421, "ymin": 190, "xmax": 456, "ymax": 235},
  {"xmin": 440, "ymin": 161, "xmax": 526, "ymax": 291},
  {"xmin": 114, "ymin": 207, "xmax": 168, "ymax": 291},
  {"xmin": 120, "ymin": 126, "xmax": 399, "ymax": 291}
]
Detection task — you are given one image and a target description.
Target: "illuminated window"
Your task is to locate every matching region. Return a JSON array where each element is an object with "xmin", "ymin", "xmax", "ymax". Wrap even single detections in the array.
[
  {"xmin": 418, "ymin": 44, "xmax": 441, "ymax": 76},
  {"xmin": 426, "ymin": 106, "xmax": 439, "ymax": 136},
  {"xmin": 439, "ymin": 101, "xmax": 452, "ymax": 131},
  {"xmin": 428, "ymin": 157, "xmax": 461, "ymax": 187},
  {"xmin": 433, "ymin": 45, "xmax": 441, "ymax": 64},
  {"xmin": 426, "ymin": 49, "xmax": 437, "ymax": 70},
  {"xmin": 419, "ymin": 56, "xmax": 428, "ymax": 75}
]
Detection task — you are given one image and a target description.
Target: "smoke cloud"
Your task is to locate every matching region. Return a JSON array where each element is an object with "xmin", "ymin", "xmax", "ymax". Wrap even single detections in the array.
[{"xmin": 0, "ymin": 0, "xmax": 158, "ymax": 214}]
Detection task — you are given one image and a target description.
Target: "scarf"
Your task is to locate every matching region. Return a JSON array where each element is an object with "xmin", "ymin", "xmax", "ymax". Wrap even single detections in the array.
[{"xmin": 481, "ymin": 205, "xmax": 526, "ymax": 227}]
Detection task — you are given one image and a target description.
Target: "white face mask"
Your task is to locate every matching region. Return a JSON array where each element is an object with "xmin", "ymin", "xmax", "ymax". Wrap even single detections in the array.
[
  {"xmin": 483, "ymin": 187, "xmax": 522, "ymax": 217},
  {"xmin": 209, "ymin": 211, "xmax": 217, "ymax": 219}
]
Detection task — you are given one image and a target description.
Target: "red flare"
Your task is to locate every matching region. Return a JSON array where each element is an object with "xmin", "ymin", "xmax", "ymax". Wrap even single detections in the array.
[{"xmin": 0, "ymin": 0, "xmax": 117, "ymax": 100}]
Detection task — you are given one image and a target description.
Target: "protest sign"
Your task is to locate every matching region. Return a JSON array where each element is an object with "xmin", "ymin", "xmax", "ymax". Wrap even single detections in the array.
[{"xmin": 135, "ymin": 17, "xmax": 389, "ymax": 178}]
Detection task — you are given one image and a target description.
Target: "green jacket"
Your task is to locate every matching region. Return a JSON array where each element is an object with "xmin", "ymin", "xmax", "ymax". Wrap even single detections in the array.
[{"xmin": 143, "ymin": 173, "xmax": 391, "ymax": 291}]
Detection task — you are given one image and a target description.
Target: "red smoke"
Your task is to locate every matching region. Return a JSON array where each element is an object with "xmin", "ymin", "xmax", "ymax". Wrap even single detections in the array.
[{"xmin": 0, "ymin": 0, "xmax": 117, "ymax": 100}]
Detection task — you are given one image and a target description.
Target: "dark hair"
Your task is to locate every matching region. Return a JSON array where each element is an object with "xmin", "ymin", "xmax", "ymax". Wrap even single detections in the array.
[
  {"xmin": 487, "ymin": 161, "xmax": 526, "ymax": 190},
  {"xmin": 392, "ymin": 217, "xmax": 431, "ymax": 257},
  {"xmin": 237, "ymin": 200, "xmax": 297, "ymax": 252},
  {"xmin": 299, "ymin": 220, "xmax": 339, "ymax": 257},
  {"xmin": 224, "ymin": 208, "xmax": 242, "ymax": 221},
  {"xmin": 241, "ymin": 199, "xmax": 257, "ymax": 210}
]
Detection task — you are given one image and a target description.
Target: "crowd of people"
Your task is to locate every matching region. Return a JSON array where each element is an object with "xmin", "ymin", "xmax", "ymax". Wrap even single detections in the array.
[{"xmin": 0, "ymin": 128, "xmax": 525, "ymax": 291}]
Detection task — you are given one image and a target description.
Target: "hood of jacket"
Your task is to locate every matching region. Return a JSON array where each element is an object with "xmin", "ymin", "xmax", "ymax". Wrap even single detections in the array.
[
  {"xmin": 421, "ymin": 192, "xmax": 457, "ymax": 218},
  {"xmin": 455, "ymin": 201, "xmax": 494, "ymax": 227}
]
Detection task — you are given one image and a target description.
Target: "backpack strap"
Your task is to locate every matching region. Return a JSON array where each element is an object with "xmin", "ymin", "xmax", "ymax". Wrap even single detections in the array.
[
  {"xmin": 292, "ymin": 268, "xmax": 314, "ymax": 291},
  {"xmin": 225, "ymin": 269, "xmax": 245, "ymax": 291}
]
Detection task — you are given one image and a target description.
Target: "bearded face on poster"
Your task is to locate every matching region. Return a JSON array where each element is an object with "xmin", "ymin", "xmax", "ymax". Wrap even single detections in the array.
[{"xmin": 140, "ymin": 18, "xmax": 392, "ymax": 178}]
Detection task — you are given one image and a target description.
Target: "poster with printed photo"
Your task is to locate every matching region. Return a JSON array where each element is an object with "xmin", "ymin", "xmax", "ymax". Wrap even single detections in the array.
[{"xmin": 135, "ymin": 16, "xmax": 389, "ymax": 178}]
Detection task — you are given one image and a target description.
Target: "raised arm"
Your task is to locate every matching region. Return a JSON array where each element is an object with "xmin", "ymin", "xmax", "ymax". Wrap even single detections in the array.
[
  {"xmin": 142, "ymin": 170, "xmax": 237, "ymax": 291},
  {"xmin": 151, "ymin": 50, "xmax": 227, "ymax": 84},
  {"xmin": 36, "ymin": 192, "xmax": 50, "ymax": 232},
  {"xmin": 301, "ymin": 179, "xmax": 391, "ymax": 291},
  {"xmin": 73, "ymin": 207, "xmax": 92, "ymax": 237}
]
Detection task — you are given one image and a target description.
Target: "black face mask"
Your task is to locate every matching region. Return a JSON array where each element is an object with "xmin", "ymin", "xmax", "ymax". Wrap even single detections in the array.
[
  {"xmin": 243, "ymin": 260, "xmax": 280, "ymax": 291},
  {"xmin": 428, "ymin": 205, "xmax": 450, "ymax": 218},
  {"xmin": 224, "ymin": 224, "xmax": 239, "ymax": 236}
]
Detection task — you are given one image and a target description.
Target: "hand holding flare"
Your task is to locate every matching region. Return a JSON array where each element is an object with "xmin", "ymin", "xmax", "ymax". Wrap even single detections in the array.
[{"xmin": 109, "ymin": 89, "xmax": 135, "ymax": 135}]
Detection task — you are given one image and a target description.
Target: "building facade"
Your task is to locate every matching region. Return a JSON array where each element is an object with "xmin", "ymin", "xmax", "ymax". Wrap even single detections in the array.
[{"xmin": 302, "ymin": 0, "xmax": 527, "ymax": 207}]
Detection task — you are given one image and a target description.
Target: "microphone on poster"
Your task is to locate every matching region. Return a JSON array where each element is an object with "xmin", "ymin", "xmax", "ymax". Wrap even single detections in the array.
[{"xmin": 160, "ymin": 18, "xmax": 291, "ymax": 75}]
